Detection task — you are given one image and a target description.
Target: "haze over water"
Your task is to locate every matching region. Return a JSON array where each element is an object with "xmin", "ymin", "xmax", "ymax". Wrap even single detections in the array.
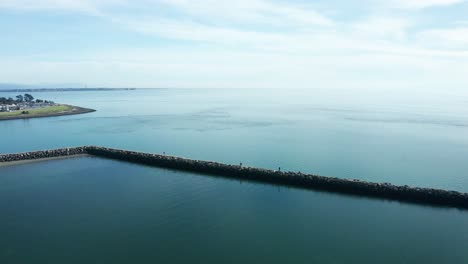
[
  {"xmin": 2, "ymin": 89, "xmax": 468, "ymax": 263},
  {"xmin": 2, "ymin": 88, "xmax": 468, "ymax": 191}
]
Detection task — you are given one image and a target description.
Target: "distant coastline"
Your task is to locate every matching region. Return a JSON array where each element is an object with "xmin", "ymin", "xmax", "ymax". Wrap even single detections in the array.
[
  {"xmin": 0, "ymin": 88, "xmax": 137, "ymax": 93},
  {"xmin": 0, "ymin": 105, "xmax": 95, "ymax": 121}
]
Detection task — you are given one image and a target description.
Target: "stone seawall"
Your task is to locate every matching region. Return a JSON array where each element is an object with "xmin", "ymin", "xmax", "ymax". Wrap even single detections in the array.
[
  {"xmin": 0, "ymin": 147, "xmax": 88, "ymax": 163},
  {"xmin": 2, "ymin": 146, "xmax": 468, "ymax": 209}
]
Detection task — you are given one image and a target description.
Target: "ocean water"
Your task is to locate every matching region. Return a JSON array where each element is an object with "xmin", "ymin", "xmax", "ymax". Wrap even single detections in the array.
[
  {"xmin": 1, "ymin": 157, "xmax": 467, "ymax": 263},
  {"xmin": 2, "ymin": 88, "xmax": 468, "ymax": 191},
  {"xmin": 1, "ymin": 89, "xmax": 468, "ymax": 263}
]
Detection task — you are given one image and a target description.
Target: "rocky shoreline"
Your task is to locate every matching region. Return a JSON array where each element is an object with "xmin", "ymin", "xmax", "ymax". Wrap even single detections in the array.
[
  {"xmin": 1, "ymin": 146, "xmax": 468, "ymax": 209},
  {"xmin": 0, "ymin": 105, "xmax": 95, "ymax": 121}
]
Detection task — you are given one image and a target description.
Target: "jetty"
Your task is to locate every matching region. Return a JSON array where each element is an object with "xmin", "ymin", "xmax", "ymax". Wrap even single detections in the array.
[{"xmin": 1, "ymin": 146, "xmax": 468, "ymax": 209}]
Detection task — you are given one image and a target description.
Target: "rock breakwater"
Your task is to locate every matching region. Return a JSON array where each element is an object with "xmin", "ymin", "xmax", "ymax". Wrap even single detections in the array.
[
  {"xmin": 0, "ymin": 147, "xmax": 88, "ymax": 163},
  {"xmin": 2, "ymin": 146, "xmax": 468, "ymax": 209}
]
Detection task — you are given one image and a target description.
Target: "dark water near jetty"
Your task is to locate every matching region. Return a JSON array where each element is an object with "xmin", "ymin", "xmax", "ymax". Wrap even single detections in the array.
[
  {"xmin": 1, "ymin": 157, "xmax": 468, "ymax": 264},
  {"xmin": 1, "ymin": 89, "xmax": 468, "ymax": 263}
]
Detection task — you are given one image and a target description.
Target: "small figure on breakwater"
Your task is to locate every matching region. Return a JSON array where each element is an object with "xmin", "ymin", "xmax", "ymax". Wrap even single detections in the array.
[
  {"xmin": 240, "ymin": 162, "xmax": 243, "ymax": 167},
  {"xmin": 278, "ymin": 167, "xmax": 281, "ymax": 172}
]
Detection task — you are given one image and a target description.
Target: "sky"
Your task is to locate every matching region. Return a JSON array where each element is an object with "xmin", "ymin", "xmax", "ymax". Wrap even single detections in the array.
[{"xmin": 0, "ymin": 0, "xmax": 468, "ymax": 90}]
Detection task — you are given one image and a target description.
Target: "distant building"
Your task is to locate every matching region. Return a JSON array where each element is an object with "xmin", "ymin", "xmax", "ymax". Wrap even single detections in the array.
[{"xmin": 0, "ymin": 104, "xmax": 19, "ymax": 112}]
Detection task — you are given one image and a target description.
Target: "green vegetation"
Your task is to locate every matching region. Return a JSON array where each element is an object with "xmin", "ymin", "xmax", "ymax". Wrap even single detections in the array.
[
  {"xmin": 0, "ymin": 105, "xmax": 72, "ymax": 118},
  {"xmin": 0, "ymin": 97, "xmax": 15, "ymax": 104},
  {"xmin": 24, "ymin": 93, "xmax": 34, "ymax": 102},
  {"xmin": 1, "ymin": 94, "xmax": 48, "ymax": 104},
  {"xmin": 1, "ymin": 93, "xmax": 94, "ymax": 120}
]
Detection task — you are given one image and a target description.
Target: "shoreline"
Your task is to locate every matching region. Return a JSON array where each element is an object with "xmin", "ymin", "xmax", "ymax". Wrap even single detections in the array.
[
  {"xmin": 0, "ymin": 105, "xmax": 96, "ymax": 121},
  {"xmin": 1, "ymin": 146, "xmax": 468, "ymax": 209},
  {"xmin": 0, "ymin": 88, "xmax": 136, "ymax": 92}
]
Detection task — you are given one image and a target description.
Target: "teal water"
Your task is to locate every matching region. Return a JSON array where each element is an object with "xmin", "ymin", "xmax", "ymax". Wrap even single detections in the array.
[
  {"xmin": 1, "ymin": 89, "xmax": 468, "ymax": 263},
  {"xmin": 1, "ymin": 89, "xmax": 468, "ymax": 191},
  {"xmin": 1, "ymin": 157, "xmax": 467, "ymax": 263}
]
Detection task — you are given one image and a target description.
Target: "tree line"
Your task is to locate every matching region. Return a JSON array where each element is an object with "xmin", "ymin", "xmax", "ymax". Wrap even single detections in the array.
[{"xmin": 0, "ymin": 94, "xmax": 52, "ymax": 105}]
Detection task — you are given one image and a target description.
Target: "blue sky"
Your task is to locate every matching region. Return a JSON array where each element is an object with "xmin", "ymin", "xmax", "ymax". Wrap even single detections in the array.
[{"xmin": 0, "ymin": 0, "xmax": 468, "ymax": 90}]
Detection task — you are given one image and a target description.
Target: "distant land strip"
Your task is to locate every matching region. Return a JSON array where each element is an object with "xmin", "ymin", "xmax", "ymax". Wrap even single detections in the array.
[
  {"xmin": 1, "ymin": 146, "xmax": 467, "ymax": 209},
  {"xmin": 0, "ymin": 105, "xmax": 95, "ymax": 121},
  {"xmin": 0, "ymin": 88, "xmax": 136, "ymax": 92}
]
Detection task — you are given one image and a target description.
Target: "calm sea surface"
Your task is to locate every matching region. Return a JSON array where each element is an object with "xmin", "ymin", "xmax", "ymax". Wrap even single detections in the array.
[
  {"xmin": 1, "ymin": 89, "xmax": 468, "ymax": 263},
  {"xmin": 1, "ymin": 157, "xmax": 468, "ymax": 263}
]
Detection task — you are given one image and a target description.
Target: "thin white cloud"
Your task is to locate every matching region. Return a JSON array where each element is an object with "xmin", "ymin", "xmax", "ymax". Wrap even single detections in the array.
[
  {"xmin": 1, "ymin": 0, "xmax": 468, "ymax": 90},
  {"xmin": 156, "ymin": 0, "xmax": 333, "ymax": 27},
  {"xmin": 119, "ymin": 13, "xmax": 468, "ymax": 58},
  {"xmin": 417, "ymin": 27, "xmax": 468, "ymax": 49},
  {"xmin": 352, "ymin": 17, "xmax": 412, "ymax": 40},
  {"xmin": 385, "ymin": 0, "xmax": 465, "ymax": 9},
  {"xmin": 0, "ymin": 0, "xmax": 127, "ymax": 15}
]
